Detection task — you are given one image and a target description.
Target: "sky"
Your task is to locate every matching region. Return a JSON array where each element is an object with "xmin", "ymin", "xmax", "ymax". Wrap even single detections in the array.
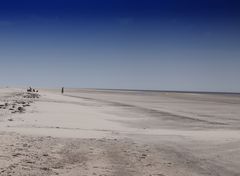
[{"xmin": 0, "ymin": 0, "xmax": 240, "ymax": 92}]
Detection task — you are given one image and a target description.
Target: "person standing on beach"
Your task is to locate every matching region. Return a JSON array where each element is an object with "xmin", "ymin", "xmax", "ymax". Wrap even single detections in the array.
[{"xmin": 61, "ymin": 87, "xmax": 64, "ymax": 94}]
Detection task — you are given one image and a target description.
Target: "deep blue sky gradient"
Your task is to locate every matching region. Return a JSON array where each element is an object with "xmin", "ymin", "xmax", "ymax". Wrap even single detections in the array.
[{"xmin": 0, "ymin": 0, "xmax": 240, "ymax": 91}]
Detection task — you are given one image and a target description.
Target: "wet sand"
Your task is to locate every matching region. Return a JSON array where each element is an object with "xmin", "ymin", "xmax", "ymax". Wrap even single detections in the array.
[{"xmin": 0, "ymin": 88, "xmax": 240, "ymax": 176}]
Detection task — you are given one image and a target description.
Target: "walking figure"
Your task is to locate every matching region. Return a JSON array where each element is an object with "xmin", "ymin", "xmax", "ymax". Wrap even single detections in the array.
[{"xmin": 61, "ymin": 87, "xmax": 64, "ymax": 94}]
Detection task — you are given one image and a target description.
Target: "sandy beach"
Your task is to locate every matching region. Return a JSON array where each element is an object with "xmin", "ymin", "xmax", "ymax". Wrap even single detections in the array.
[{"xmin": 0, "ymin": 88, "xmax": 240, "ymax": 176}]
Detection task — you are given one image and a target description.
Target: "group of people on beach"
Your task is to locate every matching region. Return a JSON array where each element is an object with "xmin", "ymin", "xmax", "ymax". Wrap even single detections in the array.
[
  {"xmin": 27, "ymin": 87, "xmax": 38, "ymax": 93},
  {"xmin": 27, "ymin": 87, "xmax": 64, "ymax": 94}
]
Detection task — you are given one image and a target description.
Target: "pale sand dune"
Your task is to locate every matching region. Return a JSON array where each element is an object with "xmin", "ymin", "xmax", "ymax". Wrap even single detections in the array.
[{"xmin": 0, "ymin": 88, "xmax": 240, "ymax": 175}]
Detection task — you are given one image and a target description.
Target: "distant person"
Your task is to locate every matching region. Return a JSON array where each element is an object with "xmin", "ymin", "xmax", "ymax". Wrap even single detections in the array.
[
  {"xmin": 61, "ymin": 87, "xmax": 64, "ymax": 94},
  {"xmin": 27, "ymin": 86, "xmax": 32, "ymax": 92}
]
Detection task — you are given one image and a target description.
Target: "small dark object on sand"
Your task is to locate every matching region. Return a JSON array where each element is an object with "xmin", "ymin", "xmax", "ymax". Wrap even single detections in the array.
[
  {"xmin": 8, "ymin": 118, "xmax": 13, "ymax": 121},
  {"xmin": 18, "ymin": 107, "xmax": 25, "ymax": 112},
  {"xmin": 40, "ymin": 167, "xmax": 50, "ymax": 171}
]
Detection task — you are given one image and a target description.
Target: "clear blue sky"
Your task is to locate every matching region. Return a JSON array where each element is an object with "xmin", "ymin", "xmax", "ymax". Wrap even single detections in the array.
[{"xmin": 0, "ymin": 0, "xmax": 240, "ymax": 92}]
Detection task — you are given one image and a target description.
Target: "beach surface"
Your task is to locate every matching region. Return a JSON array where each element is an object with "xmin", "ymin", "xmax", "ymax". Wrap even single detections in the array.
[{"xmin": 0, "ymin": 88, "xmax": 240, "ymax": 176}]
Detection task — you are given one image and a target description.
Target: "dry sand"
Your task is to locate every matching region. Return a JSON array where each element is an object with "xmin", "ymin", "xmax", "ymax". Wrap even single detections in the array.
[{"xmin": 0, "ymin": 88, "xmax": 240, "ymax": 176}]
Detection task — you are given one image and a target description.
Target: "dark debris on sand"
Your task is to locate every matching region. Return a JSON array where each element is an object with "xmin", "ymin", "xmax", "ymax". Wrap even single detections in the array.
[{"xmin": 0, "ymin": 92, "xmax": 40, "ymax": 116}]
